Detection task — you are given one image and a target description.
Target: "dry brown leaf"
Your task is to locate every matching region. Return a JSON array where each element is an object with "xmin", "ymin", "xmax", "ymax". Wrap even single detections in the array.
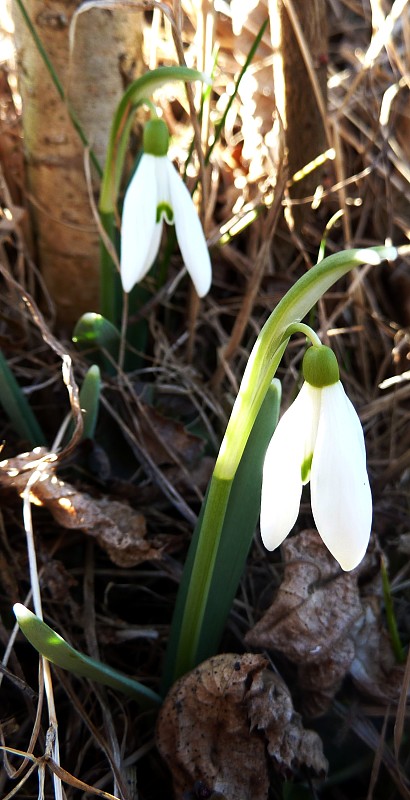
[
  {"xmin": 227, "ymin": 0, "xmax": 276, "ymax": 179},
  {"xmin": 156, "ymin": 653, "xmax": 327, "ymax": 799},
  {"xmin": 138, "ymin": 403, "xmax": 206, "ymax": 467},
  {"xmin": 0, "ymin": 447, "xmax": 161, "ymax": 567},
  {"xmin": 245, "ymin": 530, "xmax": 405, "ymax": 714},
  {"xmin": 246, "ymin": 666, "xmax": 328, "ymax": 778},
  {"xmin": 245, "ymin": 530, "xmax": 362, "ymax": 664},
  {"xmin": 349, "ymin": 601, "xmax": 404, "ymax": 702},
  {"xmin": 297, "ymin": 639, "xmax": 356, "ymax": 717}
]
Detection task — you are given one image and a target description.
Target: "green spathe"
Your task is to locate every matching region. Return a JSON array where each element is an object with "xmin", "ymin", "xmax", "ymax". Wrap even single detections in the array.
[
  {"xmin": 303, "ymin": 345, "xmax": 339, "ymax": 388},
  {"xmin": 143, "ymin": 118, "xmax": 170, "ymax": 157}
]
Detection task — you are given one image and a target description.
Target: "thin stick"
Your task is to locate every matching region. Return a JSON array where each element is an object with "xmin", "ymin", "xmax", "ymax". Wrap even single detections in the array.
[{"xmin": 23, "ymin": 471, "xmax": 63, "ymax": 800}]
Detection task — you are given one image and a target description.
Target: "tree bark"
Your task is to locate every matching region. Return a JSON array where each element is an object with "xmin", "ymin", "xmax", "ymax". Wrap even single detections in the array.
[
  {"xmin": 13, "ymin": 1, "xmax": 143, "ymax": 328},
  {"xmin": 269, "ymin": 0, "xmax": 328, "ymax": 227}
]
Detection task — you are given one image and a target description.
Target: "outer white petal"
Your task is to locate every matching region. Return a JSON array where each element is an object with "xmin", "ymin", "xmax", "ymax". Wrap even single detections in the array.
[
  {"xmin": 165, "ymin": 160, "xmax": 212, "ymax": 297},
  {"xmin": 120, "ymin": 154, "xmax": 159, "ymax": 293},
  {"xmin": 140, "ymin": 220, "xmax": 163, "ymax": 277},
  {"xmin": 260, "ymin": 382, "xmax": 319, "ymax": 551},
  {"xmin": 310, "ymin": 382, "xmax": 372, "ymax": 571}
]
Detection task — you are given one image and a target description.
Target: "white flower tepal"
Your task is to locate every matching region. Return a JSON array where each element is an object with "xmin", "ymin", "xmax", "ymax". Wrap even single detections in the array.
[
  {"xmin": 120, "ymin": 118, "xmax": 212, "ymax": 298},
  {"xmin": 260, "ymin": 345, "xmax": 372, "ymax": 571}
]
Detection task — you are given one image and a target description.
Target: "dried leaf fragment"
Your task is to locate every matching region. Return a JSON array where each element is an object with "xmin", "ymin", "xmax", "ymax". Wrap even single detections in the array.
[
  {"xmin": 245, "ymin": 530, "xmax": 403, "ymax": 714},
  {"xmin": 156, "ymin": 653, "xmax": 327, "ymax": 800},
  {"xmin": 349, "ymin": 601, "xmax": 404, "ymax": 702},
  {"xmin": 0, "ymin": 448, "xmax": 161, "ymax": 567},
  {"xmin": 246, "ymin": 530, "xmax": 362, "ymax": 664}
]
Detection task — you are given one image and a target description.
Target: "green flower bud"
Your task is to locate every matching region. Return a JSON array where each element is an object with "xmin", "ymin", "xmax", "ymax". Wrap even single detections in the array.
[
  {"xmin": 143, "ymin": 118, "xmax": 170, "ymax": 156},
  {"xmin": 302, "ymin": 345, "xmax": 339, "ymax": 387}
]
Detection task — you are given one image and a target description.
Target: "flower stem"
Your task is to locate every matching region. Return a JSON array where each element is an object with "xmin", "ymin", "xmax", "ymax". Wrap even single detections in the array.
[
  {"xmin": 172, "ymin": 474, "xmax": 231, "ymax": 680},
  {"xmin": 282, "ymin": 322, "xmax": 322, "ymax": 347},
  {"xmin": 100, "ymin": 210, "xmax": 122, "ymax": 327}
]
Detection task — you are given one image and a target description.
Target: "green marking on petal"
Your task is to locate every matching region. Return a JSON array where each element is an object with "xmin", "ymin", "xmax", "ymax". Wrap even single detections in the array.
[
  {"xmin": 301, "ymin": 452, "xmax": 313, "ymax": 483},
  {"xmin": 157, "ymin": 202, "xmax": 173, "ymax": 224},
  {"xmin": 303, "ymin": 345, "xmax": 339, "ymax": 388}
]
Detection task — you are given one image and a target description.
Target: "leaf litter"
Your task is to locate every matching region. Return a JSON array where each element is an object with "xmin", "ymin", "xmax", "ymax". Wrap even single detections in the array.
[
  {"xmin": 246, "ymin": 529, "xmax": 405, "ymax": 716},
  {"xmin": 0, "ymin": 447, "xmax": 162, "ymax": 567},
  {"xmin": 156, "ymin": 653, "xmax": 327, "ymax": 800}
]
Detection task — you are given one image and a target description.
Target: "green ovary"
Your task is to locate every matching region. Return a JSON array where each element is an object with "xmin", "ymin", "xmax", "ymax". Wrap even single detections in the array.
[{"xmin": 303, "ymin": 345, "xmax": 339, "ymax": 388}]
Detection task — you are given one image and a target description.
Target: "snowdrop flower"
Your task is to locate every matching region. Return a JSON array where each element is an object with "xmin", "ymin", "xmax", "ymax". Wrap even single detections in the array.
[
  {"xmin": 260, "ymin": 345, "xmax": 372, "ymax": 571},
  {"xmin": 120, "ymin": 118, "xmax": 211, "ymax": 298}
]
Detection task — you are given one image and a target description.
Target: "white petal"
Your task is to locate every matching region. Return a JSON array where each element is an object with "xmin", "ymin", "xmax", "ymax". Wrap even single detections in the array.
[
  {"xmin": 140, "ymin": 220, "xmax": 163, "ymax": 277},
  {"xmin": 120, "ymin": 154, "xmax": 159, "ymax": 293},
  {"xmin": 260, "ymin": 383, "xmax": 319, "ymax": 551},
  {"xmin": 165, "ymin": 160, "xmax": 212, "ymax": 297},
  {"xmin": 310, "ymin": 382, "xmax": 372, "ymax": 571}
]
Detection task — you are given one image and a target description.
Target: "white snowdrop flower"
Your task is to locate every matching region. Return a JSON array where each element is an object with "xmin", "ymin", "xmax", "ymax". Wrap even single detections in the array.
[
  {"xmin": 260, "ymin": 345, "xmax": 372, "ymax": 571},
  {"xmin": 120, "ymin": 118, "xmax": 211, "ymax": 298}
]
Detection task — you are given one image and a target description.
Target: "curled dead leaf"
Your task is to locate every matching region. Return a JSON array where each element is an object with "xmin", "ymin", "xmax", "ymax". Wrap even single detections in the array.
[
  {"xmin": 156, "ymin": 653, "xmax": 327, "ymax": 800},
  {"xmin": 246, "ymin": 530, "xmax": 404, "ymax": 714},
  {"xmin": 0, "ymin": 448, "xmax": 161, "ymax": 567},
  {"xmin": 245, "ymin": 530, "xmax": 362, "ymax": 664},
  {"xmin": 349, "ymin": 601, "xmax": 404, "ymax": 702}
]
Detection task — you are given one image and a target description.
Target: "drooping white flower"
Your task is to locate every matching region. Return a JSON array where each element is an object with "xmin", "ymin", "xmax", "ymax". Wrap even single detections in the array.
[
  {"xmin": 120, "ymin": 118, "xmax": 212, "ymax": 298},
  {"xmin": 260, "ymin": 345, "xmax": 372, "ymax": 571}
]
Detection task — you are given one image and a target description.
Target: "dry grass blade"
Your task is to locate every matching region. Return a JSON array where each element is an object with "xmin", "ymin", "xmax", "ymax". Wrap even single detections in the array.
[
  {"xmin": 394, "ymin": 645, "xmax": 410, "ymax": 761},
  {"xmin": 0, "ymin": 266, "xmax": 83, "ymax": 459},
  {"xmin": 0, "ymin": 745, "xmax": 122, "ymax": 800}
]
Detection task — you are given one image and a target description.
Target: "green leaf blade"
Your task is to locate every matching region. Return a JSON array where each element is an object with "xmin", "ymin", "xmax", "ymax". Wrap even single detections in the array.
[
  {"xmin": 14, "ymin": 604, "xmax": 162, "ymax": 709},
  {"xmin": 0, "ymin": 349, "xmax": 46, "ymax": 446}
]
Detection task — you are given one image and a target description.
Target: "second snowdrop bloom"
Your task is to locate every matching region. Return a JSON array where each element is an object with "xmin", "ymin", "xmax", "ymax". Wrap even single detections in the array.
[
  {"xmin": 260, "ymin": 345, "xmax": 372, "ymax": 571},
  {"xmin": 120, "ymin": 118, "xmax": 211, "ymax": 298}
]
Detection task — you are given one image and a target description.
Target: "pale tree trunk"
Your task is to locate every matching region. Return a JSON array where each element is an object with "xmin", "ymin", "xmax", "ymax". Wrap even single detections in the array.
[
  {"xmin": 269, "ymin": 0, "xmax": 328, "ymax": 228},
  {"xmin": 13, "ymin": 1, "xmax": 143, "ymax": 328}
]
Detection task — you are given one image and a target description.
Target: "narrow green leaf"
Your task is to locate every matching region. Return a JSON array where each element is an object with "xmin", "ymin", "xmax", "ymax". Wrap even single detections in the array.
[
  {"xmin": 0, "ymin": 349, "xmax": 46, "ymax": 446},
  {"xmin": 196, "ymin": 380, "xmax": 281, "ymax": 662},
  {"xmin": 14, "ymin": 604, "xmax": 161, "ymax": 709},
  {"xmin": 66, "ymin": 365, "xmax": 101, "ymax": 443},
  {"xmin": 78, "ymin": 365, "xmax": 101, "ymax": 440},
  {"xmin": 162, "ymin": 381, "xmax": 281, "ymax": 689},
  {"xmin": 99, "ymin": 209, "xmax": 123, "ymax": 326}
]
